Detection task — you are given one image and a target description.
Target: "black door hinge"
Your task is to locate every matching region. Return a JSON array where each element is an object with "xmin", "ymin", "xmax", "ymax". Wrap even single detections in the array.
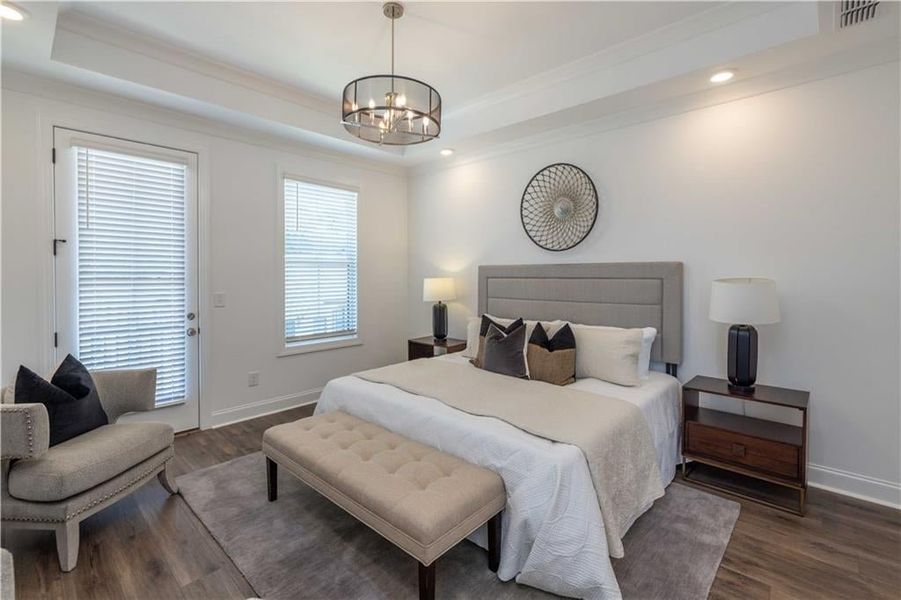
[
  {"xmin": 54, "ymin": 332, "xmax": 58, "ymax": 348},
  {"xmin": 52, "ymin": 238, "xmax": 67, "ymax": 256},
  {"xmin": 52, "ymin": 147, "xmax": 56, "ymax": 164}
]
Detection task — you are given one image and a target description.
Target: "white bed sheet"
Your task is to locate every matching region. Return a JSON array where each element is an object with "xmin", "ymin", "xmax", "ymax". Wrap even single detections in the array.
[{"xmin": 315, "ymin": 354, "xmax": 681, "ymax": 600}]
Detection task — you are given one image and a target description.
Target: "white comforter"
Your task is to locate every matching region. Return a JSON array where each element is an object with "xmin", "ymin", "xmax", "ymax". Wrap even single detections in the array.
[{"xmin": 315, "ymin": 354, "xmax": 680, "ymax": 599}]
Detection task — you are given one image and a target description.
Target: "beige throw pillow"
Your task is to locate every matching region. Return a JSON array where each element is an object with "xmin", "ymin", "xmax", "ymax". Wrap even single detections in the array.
[
  {"xmin": 571, "ymin": 324, "xmax": 644, "ymax": 387},
  {"xmin": 527, "ymin": 322, "xmax": 576, "ymax": 386}
]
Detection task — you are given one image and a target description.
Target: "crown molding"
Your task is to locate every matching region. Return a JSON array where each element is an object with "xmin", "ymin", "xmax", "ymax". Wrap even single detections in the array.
[
  {"xmin": 56, "ymin": 10, "xmax": 336, "ymax": 115},
  {"xmin": 410, "ymin": 43, "xmax": 899, "ymax": 178},
  {"xmin": 1, "ymin": 69, "xmax": 408, "ymax": 178},
  {"xmin": 444, "ymin": 2, "xmax": 788, "ymax": 122},
  {"xmin": 50, "ymin": 10, "xmax": 405, "ymax": 160},
  {"xmin": 408, "ymin": 1, "xmax": 819, "ymax": 159}
]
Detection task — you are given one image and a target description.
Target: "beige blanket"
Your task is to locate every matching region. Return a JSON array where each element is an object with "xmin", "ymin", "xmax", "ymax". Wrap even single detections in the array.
[{"xmin": 356, "ymin": 358, "xmax": 664, "ymax": 558}]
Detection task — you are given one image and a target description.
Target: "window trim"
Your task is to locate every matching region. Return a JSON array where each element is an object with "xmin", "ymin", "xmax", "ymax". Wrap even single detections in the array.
[{"xmin": 277, "ymin": 170, "xmax": 361, "ymax": 356}]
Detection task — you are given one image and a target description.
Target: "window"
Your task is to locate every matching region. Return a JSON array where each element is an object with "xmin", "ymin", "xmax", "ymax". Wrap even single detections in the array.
[
  {"xmin": 75, "ymin": 146, "xmax": 190, "ymax": 404},
  {"xmin": 283, "ymin": 177, "xmax": 358, "ymax": 347}
]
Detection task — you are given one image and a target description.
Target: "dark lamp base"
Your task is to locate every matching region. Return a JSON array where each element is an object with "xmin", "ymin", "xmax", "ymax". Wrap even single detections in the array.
[
  {"xmin": 432, "ymin": 302, "xmax": 448, "ymax": 340},
  {"xmin": 727, "ymin": 324, "xmax": 758, "ymax": 389}
]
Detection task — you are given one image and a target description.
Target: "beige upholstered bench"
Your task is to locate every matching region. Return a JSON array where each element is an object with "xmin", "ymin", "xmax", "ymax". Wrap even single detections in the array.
[{"xmin": 262, "ymin": 410, "xmax": 506, "ymax": 600}]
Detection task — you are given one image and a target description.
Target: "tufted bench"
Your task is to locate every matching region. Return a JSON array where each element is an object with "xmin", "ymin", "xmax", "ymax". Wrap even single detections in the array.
[{"xmin": 262, "ymin": 410, "xmax": 506, "ymax": 600}]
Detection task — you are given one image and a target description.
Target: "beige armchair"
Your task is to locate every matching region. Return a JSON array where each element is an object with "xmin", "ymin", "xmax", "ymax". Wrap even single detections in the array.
[{"xmin": 0, "ymin": 368, "xmax": 177, "ymax": 571}]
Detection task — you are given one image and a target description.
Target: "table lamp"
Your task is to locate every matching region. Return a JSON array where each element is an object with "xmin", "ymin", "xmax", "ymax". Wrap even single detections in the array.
[
  {"xmin": 423, "ymin": 277, "xmax": 456, "ymax": 340},
  {"xmin": 709, "ymin": 277, "xmax": 780, "ymax": 393}
]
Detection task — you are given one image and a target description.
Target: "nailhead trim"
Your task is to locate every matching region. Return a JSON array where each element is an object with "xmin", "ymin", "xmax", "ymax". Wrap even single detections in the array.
[
  {"xmin": 1, "ymin": 407, "xmax": 37, "ymax": 459},
  {"xmin": 2, "ymin": 455, "xmax": 173, "ymax": 524}
]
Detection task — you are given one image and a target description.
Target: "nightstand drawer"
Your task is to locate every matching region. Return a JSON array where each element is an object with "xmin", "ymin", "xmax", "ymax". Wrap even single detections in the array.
[{"xmin": 685, "ymin": 421, "xmax": 800, "ymax": 481}]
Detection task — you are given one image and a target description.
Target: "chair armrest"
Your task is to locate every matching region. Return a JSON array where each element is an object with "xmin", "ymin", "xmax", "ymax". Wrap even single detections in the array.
[
  {"xmin": 92, "ymin": 368, "xmax": 158, "ymax": 423},
  {"xmin": 1, "ymin": 403, "xmax": 50, "ymax": 460}
]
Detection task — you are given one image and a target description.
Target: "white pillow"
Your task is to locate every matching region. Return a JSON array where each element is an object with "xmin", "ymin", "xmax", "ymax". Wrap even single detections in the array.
[
  {"xmin": 570, "ymin": 324, "xmax": 644, "ymax": 387},
  {"xmin": 638, "ymin": 327, "xmax": 657, "ymax": 379},
  {"xmin": 463, "ymin": 316, "xmax": 481, "ymax": 358}
]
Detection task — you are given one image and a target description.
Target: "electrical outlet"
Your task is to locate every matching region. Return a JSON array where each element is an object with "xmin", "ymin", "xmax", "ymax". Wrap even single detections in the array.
[{"xmin": 248, "ymin": 371, "xmax": 260, "ymax": 387}]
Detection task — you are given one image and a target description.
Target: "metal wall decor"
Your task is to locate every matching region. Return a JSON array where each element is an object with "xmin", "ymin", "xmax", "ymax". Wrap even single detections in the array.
[
  {"xmin": 341, "ymin": 2, "xmax": 441, "ymax": 146},
  {"xmin": 520, "ymin": 163, "xmax": 598, "ymax": 251}
]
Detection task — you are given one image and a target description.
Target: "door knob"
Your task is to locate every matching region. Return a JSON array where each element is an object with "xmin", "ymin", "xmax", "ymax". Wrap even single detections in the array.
[{"xmin": 186, "ymin": 327, "xmax": 197, "ymax": 337}]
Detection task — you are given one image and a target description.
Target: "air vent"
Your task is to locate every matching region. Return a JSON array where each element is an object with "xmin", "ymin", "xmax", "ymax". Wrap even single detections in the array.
[{"xmin": 838, "ymin": 0, "xmax": 880, "ymax": 28}]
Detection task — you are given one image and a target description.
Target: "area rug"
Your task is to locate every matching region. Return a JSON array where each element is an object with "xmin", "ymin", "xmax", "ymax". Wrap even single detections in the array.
[{"xmin": 177, "ymin": 452, "xmax": 739, "ymax": 599}]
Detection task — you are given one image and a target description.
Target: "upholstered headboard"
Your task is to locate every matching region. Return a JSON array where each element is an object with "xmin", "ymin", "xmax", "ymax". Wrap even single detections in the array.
[{"xmin": 478, "ymin": 262, "xmax": 683, "ymax": 367}]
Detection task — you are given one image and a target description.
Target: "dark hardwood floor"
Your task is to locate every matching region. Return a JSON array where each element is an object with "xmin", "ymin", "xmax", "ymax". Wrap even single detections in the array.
[{"xmin": 4, "ymin": 405, "xmax": 899, "ymax": 599}]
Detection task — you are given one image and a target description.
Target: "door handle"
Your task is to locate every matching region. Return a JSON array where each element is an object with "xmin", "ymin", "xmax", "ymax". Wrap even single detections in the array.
[{"xmin": 186, "ymin": 327, "xmax": 197, "ymax": 337}]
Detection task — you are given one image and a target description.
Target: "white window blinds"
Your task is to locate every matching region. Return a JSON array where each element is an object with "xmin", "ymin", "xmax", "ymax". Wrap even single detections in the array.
[
  {"xmin": 76, "ymin": 146, "xmax": 188, "ymax": 404},
  {"xmin": 284, "ymin": 177, "xmax": 358, "ymax": 345}
]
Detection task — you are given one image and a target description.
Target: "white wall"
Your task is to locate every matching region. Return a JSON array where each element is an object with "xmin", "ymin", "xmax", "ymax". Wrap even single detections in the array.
[
  {"xmin": 1, "ymin": 79, "xmax": 408, "ymax": 428},
  {"xmin": 407, "ymin": 63, "xmax": 901, "ymax": 506}
]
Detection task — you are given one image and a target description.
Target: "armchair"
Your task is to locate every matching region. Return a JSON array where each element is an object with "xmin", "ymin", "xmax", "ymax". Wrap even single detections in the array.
[{"xmin": 0, "ymin": 368, "xmax": 177, "ymax": 571}]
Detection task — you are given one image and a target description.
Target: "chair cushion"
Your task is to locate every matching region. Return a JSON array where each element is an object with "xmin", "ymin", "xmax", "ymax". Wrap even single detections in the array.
[
  {"xmin": 7, "ymin": 422, "xmax": 174, "ymax": 502},
  {"xmin": 263, "ymin": 411, "xmax": 506, "ymax": 565}
]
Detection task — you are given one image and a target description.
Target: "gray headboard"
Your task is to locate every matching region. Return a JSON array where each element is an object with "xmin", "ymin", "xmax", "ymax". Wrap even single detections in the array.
[{"xmin": 478, "ymin": 262, "xmax": 683, "ymax": 366}]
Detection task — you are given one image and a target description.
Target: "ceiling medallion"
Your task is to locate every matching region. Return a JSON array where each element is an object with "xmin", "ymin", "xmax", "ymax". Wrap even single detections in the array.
[{"xmin": 341, "ymin": 2, "xmax": 442, "ymax": 146}]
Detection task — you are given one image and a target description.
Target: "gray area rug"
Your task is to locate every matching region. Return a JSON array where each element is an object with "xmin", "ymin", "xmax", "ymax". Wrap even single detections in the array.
[{"xmin": 177, "ymin": 452, "xmax": 739, "ymax": 599}]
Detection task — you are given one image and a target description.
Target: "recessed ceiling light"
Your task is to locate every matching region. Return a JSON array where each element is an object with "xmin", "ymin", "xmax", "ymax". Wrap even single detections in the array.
[
  {"xmin": 440, "ymin": 148, "xmax": 454, "ymax": 157},
  {"xmin": 0, "ymin": 2, "xmax": 26, "ymax": 21},
  {"xmin": 709, "ymin": 70, "xmax": 735, "ymax": 84}
]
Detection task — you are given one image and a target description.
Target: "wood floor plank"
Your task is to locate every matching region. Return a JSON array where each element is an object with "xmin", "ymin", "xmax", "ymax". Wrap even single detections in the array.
[
  {"xmin": 707, "ymin": 564, "xmax": 770, "ymax": 600},
  {"xmin": 4, "ymin": 402, "xmax": 898, "ymax": 600}
]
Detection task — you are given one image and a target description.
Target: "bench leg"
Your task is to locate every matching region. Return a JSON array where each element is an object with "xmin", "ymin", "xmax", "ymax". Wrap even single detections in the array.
[
  {"xmin": 266, "ymin": 457, "xmax": 278, "ymax": 502},
  {"xmin": 487, "ymin": 512, "xmax": 502, "ymax": 572},
  {"xmin": 418, "ymin": 561, "xmax": 435, "ymax": 600}
]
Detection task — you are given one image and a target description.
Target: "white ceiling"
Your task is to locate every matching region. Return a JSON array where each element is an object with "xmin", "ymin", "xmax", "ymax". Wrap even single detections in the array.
[
  {"xmin": 2, "ymin": 1, "xmax": 899, "ymax": 167},
  {"xmin": 61, "ymin": 1, "xmax": 720, "ymax": 110}
]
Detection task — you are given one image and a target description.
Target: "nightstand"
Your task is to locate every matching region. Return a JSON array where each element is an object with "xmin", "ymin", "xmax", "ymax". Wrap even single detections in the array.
[
  {"xmin": 407, "ymin": 336, "xmax": 467, "ymax": 361},
  {"xmin": 681, "ymin": 375, "xmax": 809, "ymax": 515}
]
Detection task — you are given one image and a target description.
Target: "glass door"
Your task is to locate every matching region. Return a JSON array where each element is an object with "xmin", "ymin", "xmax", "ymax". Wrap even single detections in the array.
[{"xmin": 52, "ymin": 128, "xmax": 200, "ymax": 431}]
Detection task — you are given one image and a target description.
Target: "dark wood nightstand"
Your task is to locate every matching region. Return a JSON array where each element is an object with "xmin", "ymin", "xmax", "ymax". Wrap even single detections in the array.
[
  {"xmin": 681, "ymin": 375, "xmax": 809, "ymax": 515},
  {"xmin": 407, "ymin": 336, "xmax": 467, "ymax": 361}
]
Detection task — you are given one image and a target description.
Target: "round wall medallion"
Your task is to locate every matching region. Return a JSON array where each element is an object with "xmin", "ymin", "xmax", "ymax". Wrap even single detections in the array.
[{"xmin": 520, "ymin": 163, "xmax": 598, "ymax": 251}]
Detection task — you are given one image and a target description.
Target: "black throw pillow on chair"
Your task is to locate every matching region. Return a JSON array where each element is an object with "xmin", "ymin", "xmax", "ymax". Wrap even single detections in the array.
[{"xmin": 15, "ymin": 355, "xmax": 108, "ymax": 446}]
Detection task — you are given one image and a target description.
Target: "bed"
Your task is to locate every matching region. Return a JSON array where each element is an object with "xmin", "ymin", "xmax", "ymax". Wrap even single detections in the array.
[{"xmin": 316, "ymin": 262, "xmax": 683, "ymax": 600}]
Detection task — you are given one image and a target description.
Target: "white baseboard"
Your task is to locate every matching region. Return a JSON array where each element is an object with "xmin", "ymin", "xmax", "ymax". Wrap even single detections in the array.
[
  {"xmin": 808, "ymin": 463, "xmax": 901, "ymax": 509},
  {"xmin": 208, "ymin": 388, "xmax": 321, "ymax": 429}
]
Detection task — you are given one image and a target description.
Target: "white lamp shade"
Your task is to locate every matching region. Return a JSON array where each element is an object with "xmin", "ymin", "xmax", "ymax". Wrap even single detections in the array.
[
  {"xmin": 423, "ymin": 277, "xmax": 456, "ymax": 302},
  {"xmin": 709, "ymin": 278, "xmax": 780, "ymax": 325}
]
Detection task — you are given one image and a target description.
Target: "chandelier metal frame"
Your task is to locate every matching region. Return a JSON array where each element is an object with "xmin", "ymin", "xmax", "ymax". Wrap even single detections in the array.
[{"xmin": 340, "ymin": 2, "xmax": 442, "ymax": 146}]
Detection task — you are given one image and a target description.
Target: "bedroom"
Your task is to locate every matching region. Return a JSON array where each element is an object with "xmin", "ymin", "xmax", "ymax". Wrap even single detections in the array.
[{"xmin": 0, "ymin": 1, "xmax": 898, "ymax": 599}]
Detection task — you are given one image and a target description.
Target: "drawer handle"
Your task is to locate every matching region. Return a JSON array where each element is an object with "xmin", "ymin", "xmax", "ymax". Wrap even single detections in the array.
[{"xmin": 731, "ymin": 443, "xmax": 746, "ymax": 456}]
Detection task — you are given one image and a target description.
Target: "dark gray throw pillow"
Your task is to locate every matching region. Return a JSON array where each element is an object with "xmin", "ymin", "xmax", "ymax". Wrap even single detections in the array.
[
  {"xmin": 15, "ymin": 355, "xmax": 108, "ymax": 446},
  {"xmin": 482, "ymin": 323, "xmax": 528, "ymax": 379},
  {"xmin": 471, "ymin": 315, "xmax": 524, "ymax": 369}
]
